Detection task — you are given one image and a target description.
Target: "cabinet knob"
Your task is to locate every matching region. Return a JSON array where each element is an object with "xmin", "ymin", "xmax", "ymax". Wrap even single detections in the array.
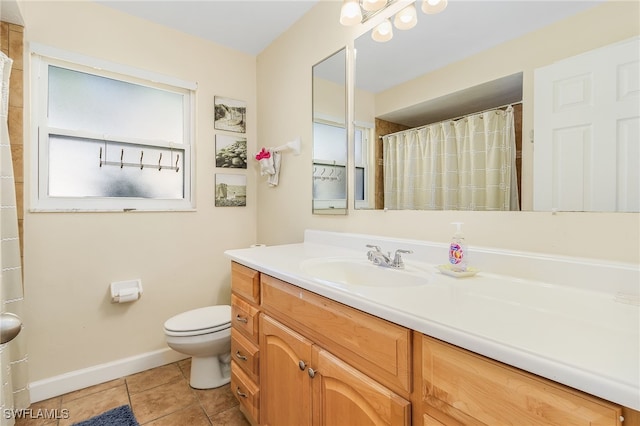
[
  {"xmin": 308, "ymin": 368, "xmax": 316, "ymax": 378},
  {"xmin": 235, "ymin": 351, "xmax": 247, "ymax": 361},
  {"xmin": 235, "ymin": 314, "xmax": 248, "ymax": 324},
  {"xmin": 236, "ymin": 387, "xmax": 247, "ymax": 398},
  {"xmin": 298, "ymin": 360, "xmax": 306, "ymax": 371}
]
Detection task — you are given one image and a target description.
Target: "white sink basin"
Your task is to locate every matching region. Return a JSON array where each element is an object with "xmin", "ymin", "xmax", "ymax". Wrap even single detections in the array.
[{"xmin": 299, "ymin": 257, "xmax": 433, "ymax": 288}]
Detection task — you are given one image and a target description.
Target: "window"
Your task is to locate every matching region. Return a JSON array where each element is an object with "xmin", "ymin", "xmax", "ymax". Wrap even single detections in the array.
[{"xmin": 30, "ymin": 44, "xmax": 196, "ymax": 211}]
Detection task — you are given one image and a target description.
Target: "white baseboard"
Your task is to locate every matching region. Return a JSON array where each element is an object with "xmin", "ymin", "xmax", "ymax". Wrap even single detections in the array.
[{"xmin": 29, "ymin": 348, "xmax": 188, "ymax": 403}]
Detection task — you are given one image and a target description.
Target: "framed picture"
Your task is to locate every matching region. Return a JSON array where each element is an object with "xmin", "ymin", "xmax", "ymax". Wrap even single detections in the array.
[
  {"xmin": 214, "ymin": 96, "xmax": 246, "ymax": 133},
  {"xmin": 215, "ymin": 134, "xmax": 247, "ymax": 169},
  {"xmin": 215, "ymin": 173, "xmax": 247, "ymax": 207}
]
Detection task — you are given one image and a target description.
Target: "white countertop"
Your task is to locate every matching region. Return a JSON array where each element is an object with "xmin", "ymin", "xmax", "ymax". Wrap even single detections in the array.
[{"xmin": 224, "ymin": 230, "xmax": 640, "ymax": 410}]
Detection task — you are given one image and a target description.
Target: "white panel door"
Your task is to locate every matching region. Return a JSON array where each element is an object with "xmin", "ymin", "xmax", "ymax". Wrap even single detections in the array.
[{"xmin": 534, "ymin": 37, "xmax": 639, "ymax": 212}]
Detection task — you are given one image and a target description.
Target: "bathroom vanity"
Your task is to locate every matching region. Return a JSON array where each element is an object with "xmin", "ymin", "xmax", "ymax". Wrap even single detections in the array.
[{"xmin": 226, "ymin": 230, "xmax": 639, "ymax": 425}]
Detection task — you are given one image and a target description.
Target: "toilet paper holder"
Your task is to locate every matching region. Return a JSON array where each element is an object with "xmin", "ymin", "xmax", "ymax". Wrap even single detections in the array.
[{"xmin": 110, "ymin": 279, "xmax": 143, "ymax": 303}]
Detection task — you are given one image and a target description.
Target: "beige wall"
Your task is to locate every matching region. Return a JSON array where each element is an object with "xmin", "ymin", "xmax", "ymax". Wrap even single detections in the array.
[
  {"xmin": 256, "ymin": 0, "xmax": 640, "ymax": 262},
  {"xmin": 20, "ymin": 1, "xmax": 258, "ymax": 381}
]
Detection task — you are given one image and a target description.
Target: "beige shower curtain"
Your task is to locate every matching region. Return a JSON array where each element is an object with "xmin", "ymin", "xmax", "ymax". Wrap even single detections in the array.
[
  {"xmin": 383, "ymin": 106, "xmax": 519, "ymax": 211},
  {"xmin": 1, "ymin": 51, "xmax": 30, "ymax": 425}
]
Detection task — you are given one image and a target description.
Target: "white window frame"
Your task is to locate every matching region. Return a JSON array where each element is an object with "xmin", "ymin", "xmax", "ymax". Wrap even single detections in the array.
[{"xmin": 30, "ymin": 43, "xmax": 197, "ymax": 212}]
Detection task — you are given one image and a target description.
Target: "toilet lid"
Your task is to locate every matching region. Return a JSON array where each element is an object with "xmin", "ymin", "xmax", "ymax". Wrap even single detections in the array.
[{"xmin": 164, "ymin": 305, "xmax": 231, "ymax": 333}]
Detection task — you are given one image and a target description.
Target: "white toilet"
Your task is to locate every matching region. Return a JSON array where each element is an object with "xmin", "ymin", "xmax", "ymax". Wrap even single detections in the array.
[{"xmin": 163, "ymin": 305, "xmax": 231, "ymax": 389}]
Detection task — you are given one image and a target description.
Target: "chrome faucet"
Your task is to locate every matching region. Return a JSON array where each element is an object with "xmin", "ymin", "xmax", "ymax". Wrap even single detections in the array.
[
  {"xmin": 366, "ymin": 245, "xmax": 413, "ymax": 268},
  {"xmin": 392, "ymin": 249, "xmax": 413, "ymax": 268}
]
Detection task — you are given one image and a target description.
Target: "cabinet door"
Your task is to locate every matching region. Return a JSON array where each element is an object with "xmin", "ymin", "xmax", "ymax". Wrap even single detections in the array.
[
  {"xmin": 260, "ymin": 314, "xmax": 313, "ymax": 426},
  {"xmin": 312, "ymin": 346, "xmax": 411, "ymax": 426}
]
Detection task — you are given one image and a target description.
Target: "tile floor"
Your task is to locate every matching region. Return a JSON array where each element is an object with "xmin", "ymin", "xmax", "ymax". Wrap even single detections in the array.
[{"xmin": 15, "ymin": 359, "xmax": 250, "ymax": 426}]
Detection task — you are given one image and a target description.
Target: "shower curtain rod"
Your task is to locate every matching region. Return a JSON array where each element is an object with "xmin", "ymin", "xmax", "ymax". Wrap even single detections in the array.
[{"xmin": 378, "ymin": 101, "xmax": 523, "ymax": 139}]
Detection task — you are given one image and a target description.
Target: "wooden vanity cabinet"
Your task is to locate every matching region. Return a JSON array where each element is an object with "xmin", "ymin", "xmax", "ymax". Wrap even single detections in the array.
[
  {"xmin": 231, "ymin": 262, "xmax": 634, "ymax": 426},
  {"xmin": 260, "ymin": 274, "xmax": 411, "ymax": 426},
  {"xmin": 230, "ymin": 262, "xmax": 261, "ymax": 425},
  {"xmin": 413, "ymin": 334, "xmax": 624, "ymax": 426}
]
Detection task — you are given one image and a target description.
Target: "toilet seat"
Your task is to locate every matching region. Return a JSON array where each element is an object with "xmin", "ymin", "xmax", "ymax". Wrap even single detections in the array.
[{"xmin": 164, "ymin": 305, "xmax": 231, "ymax": 337}]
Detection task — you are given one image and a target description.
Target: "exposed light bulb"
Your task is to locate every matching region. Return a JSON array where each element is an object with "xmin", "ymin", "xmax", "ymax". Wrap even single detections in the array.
[
  {"xmin": 340, "ymin": 0, "xmax": 363, "ymax": 26},
  {"xmin": 362, "ymin": 0, "xmax": 387, "ymax": 12},
  {"xmin": 422, "ymin": 0, "xmax": 448, "ymax": 14},
  {"xmin": 394, "ymin": 3, "xmax": 417, "ymax": 30},
  {"xmin": 372, "ymin": 18, "xmax": 393, "ymax": 42}
]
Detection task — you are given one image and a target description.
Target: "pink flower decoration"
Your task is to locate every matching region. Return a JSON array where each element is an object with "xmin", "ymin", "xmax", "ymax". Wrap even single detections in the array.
[{"xmin": 255, "ymin": 147, "xmax": 271, "ymax": 161}]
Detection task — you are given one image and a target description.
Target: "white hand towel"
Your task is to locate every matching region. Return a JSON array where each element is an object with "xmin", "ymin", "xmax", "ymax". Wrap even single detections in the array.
[
  {"xmin": 259, "ymin": 156, "xmax": 275, "ymax": 176},
  {"xmin": 267, "ymin": 151, "xmax": 282, "ymax": 187}
]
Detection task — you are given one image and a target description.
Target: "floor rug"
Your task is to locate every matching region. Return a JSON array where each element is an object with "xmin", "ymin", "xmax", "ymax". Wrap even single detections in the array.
[{"xmin": 72, "ymin": 405, "xmax": 139, "ymax": 426}]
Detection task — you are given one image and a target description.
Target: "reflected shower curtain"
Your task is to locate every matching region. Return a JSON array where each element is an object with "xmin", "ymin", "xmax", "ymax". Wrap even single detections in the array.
[
  {"xmin": 1, "ymin": 52, "xmax": 30, "ymax": 424},
  {"xmin": 383, "ymin": 106, "xmax": 519, "ymax": 211}
]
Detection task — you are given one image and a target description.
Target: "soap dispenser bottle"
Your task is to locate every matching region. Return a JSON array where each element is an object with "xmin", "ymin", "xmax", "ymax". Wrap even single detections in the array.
[{"xmin": 449, "ymin": 222, "xmax": 468, "ymax": 272}]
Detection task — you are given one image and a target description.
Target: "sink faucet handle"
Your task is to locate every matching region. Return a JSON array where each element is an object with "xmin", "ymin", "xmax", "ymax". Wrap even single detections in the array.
[
  {"xmin": 366, "ymin": 244, "xmax": 383, "ymax": 262},
  {"xmin": 392, "ymin": 249, "xmax": 413, "ymax": 268}
]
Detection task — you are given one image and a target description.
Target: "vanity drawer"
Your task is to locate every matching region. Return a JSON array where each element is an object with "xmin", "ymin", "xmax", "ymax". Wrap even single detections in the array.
[
  {"xmin": 231, "ymin": 293, "xmax": 260, "ymax": 344},
  {"xmin": 231, "ymin": 360, "xmax": 260, "ymax": 424},
  {"xmin": 231, "ymin": 262, "xmax": 260, "ymax": 304},
  {"xmin": 231, "ymin": 328, "xmax": 259, "ymax": 383},
  {"xmin": 419, "ymin": 334, "xmax": 622, "ymax": 426},
  {"xmin": 261, "ymin": 274, "xmax": 411, "ymax": 396}
]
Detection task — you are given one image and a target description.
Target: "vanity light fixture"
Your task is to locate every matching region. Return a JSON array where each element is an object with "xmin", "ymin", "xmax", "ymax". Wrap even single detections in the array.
[
  {"xmin": 422, "ymin": 0, "xmax": 448, "ymax": 14},
  {"xmin": 372, "ymin": 18, "xmax": 394, "ymax": 42},
  {"xmin": 340, "ymin": 0, "xmax": 363, "ymax": 26},
  {"xmin": 340, "ymin": 0, "xmax": 447, "ymax": 42},
  {"xmin": 394, "ymin": 3, "xmax": 418, "ymax": 30}
]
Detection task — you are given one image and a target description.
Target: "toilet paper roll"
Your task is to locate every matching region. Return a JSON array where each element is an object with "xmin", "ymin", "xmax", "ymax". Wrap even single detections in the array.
[{"xmin": 115, "ymin": 288, "xmax": 139, "ymax": 303}]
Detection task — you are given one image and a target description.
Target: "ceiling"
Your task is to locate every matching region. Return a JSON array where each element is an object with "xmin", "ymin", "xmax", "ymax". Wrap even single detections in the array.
[
  {"xmin": 0, "ymin": 0, "xmax": 320, "ymax": 56},
  {"xmin": 94, "ymin": 0, "xmax": 321, "ymax": 56}
]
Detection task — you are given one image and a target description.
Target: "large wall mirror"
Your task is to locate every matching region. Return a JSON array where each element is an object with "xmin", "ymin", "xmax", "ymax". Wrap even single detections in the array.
[
  {"xmin": 352, "ymin": 0, "xmax": 639, "ymax": 213},
  {"xmin": 312, "ymin": 47, "xmax": 348, "ymax": 215}
]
